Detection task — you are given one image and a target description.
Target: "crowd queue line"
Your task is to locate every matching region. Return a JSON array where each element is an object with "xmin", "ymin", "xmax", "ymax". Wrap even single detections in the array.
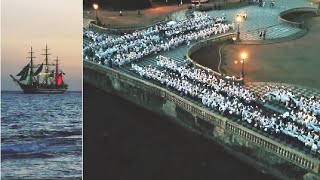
[
  {"xmin": 131, "ymin": 55, "xmax": 320, "ymax": 155},
  {"xmin": 83, "ymin": 12, "xmax": 235, "ymax": 67}
]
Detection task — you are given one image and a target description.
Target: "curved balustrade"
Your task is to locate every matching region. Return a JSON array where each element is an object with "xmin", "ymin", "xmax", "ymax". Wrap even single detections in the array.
[
  {"xmin": 278, "ymin": 7, "xmax": 317, "ymax": 28},
  {"xmin": 186, "ymin": 33, "xmax": 244, "ymax": 84},
  {"xmin": 88, "ymin": 9, "xmax": 189, "ymax": 34}
]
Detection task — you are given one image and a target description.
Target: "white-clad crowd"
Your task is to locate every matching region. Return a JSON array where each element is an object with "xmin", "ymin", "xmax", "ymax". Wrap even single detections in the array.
[
  {"xmin": 83, "ymin": 12, "xmax": 235, "ymax": 67},
  {"xmin": 156, "ymin": 55, "xmax": 256, "ymax": 103},
  {"xmin": 131, "ymin": 56, "xmax": 320, "ymax": 154},
  {"xmin": 264, "ymin": 85, "xmax": 320, "ymax": 151},
  {"xmin": 265, "ymin": 86, "xmax": 320, "ymax": 116},
  {"xmin": 83, "ymin": 9, "xmax": 320, "ymax": 155}
]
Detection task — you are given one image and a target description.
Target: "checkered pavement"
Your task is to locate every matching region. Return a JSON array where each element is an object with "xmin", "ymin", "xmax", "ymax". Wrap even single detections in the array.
[
  {"xmin": 136, "ymin": 45, "xmax": 190, "ymax": 68},
  {"xmin": 201, "ymin": 0, "xmax": 315, "ymax": 41},
  {"xmin": 240, "ymin": 24, "xmax": 301, "ymax": 41},
  {"xmin": 245, "ymin": 82, "xmax": 320, "ymax": 99}
]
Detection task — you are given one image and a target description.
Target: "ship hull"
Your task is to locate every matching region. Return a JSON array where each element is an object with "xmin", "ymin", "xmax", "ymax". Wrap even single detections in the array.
[
  {"xmin": 10, "ymin": 73, "xmax": 68, "ymax": 94},
  {"xmin": 18, "ymin": 83, "xmax": 67, "ymax": 94},
  {"xmin": 21, "ymin": 87, "xmax": 67, "ymax": 94}
]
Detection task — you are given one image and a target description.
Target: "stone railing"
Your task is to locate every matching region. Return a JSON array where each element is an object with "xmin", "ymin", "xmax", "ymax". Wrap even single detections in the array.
[
  {"xmin": 91, "ymin": 17, "xmax": 171, "ymax": 34},
  {"xmin": 89, "ymin": 9, "xmax": 187, "ymax": 34},
  {"xmin": 85, "ymin": 60, "xmax": 226, "ymax": 127},
  {"xmin": 226, "ymin": 121, "xmax": 319, "ymax": 173},
  {"xmin": 278, "ymin": 7, "xmax": 317, "ymax": 28},
  {"xmin": 186, "ymin": 32, "xmax": 244, "ymax": 84},
  {"xmin": 197, "ymin": 0, "xmax": 251, "ymax": 11},
  {"xmin": 84, "ymin": 60, "xmax": 320, "ymax": 174}
]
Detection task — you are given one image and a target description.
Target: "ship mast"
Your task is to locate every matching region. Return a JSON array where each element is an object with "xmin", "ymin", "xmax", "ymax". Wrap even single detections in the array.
[
  {"xmin": 27, "ymin": 46, "xmax": 36, "ymax": 84},
  {"xmin": 55, "ymin": 56, "xmax": 59, "ymax": 86},
  {"xmin": 41, "ymin": 44, "xmax": 51, "ymax": 85}
]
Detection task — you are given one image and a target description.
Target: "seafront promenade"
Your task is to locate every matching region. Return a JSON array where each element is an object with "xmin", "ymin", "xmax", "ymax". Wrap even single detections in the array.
[{"xmin": 83, "ymin": 0, "xmax": 320, "ymax": 179}]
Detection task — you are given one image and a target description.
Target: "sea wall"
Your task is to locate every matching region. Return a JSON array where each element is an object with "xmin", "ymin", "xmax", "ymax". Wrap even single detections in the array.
[{"xmin": 84, "ymin": 60, "xmax": 320, "ymax": 180}]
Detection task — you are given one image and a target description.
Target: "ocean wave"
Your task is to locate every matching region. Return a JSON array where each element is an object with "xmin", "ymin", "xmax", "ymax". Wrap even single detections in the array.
[
  {"xmin": 1, "ymin": 129, "xmax": 82, "ymax": 143},
  {"xmin": 2, "ymin": 152, "xmax": 56, "ymax": 159},
  {"xmin": 9, "ymin": 124, "xmax": 21, "ymax": 129},
  {"xmin": 51, "ymin": 129, "xmax": 82, "ymax": 137},
  {"xmin": 1, "ymin": 137, "xmax": 79, "ymax": 159},
  {"xmin": 1, "ymin": 92, "xmax": 82, "ymax": 178}
]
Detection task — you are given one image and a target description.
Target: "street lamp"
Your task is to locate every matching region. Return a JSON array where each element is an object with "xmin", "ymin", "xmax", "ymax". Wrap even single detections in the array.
[
  {"xmin": 240, "ymin": 52, "xmax": 247, "ymax": 78},
  {"xmin": 93, "ymin": 3, "xmax": 99, "ymax": 21},
  {"xmin": 236, "ymin": 16, "xmax": 242, "ymax": 41}
]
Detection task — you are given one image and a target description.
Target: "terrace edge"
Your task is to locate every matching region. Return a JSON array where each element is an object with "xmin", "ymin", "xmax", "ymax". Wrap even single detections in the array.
[{"xmin": 83, "ymin": 60, "xmax": 320, "ymax": 180}]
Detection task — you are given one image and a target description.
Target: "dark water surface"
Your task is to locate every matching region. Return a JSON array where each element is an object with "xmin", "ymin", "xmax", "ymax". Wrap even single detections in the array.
[
  {"xmin": 84, "ymin": 84, "xmax": 277, "ymax": 180},
  {"xmin": 1, "ymin": 91, "xmax": 82, "ymax": 179}
]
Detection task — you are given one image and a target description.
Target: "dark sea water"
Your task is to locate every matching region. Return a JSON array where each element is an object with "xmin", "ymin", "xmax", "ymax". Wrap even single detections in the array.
[
  {"xmin": 84, "ymin": 84, "xmax": 278, "ymax": 180},
  {"xmin": 1, "ymin": 91, "xmax": 82, "ymax": 179}
]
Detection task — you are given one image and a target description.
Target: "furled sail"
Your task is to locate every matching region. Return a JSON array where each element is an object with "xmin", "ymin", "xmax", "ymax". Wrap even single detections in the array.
[
  {"xmin": 33, "ymin": 63, "xmax": 44, "ymax": 76},
  {"xmin": 16, "ymin": 64, "xmax": 30, "ymax": 76}
]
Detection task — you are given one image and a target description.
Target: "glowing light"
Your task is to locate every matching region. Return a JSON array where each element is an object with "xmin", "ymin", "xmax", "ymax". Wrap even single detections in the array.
[
  {"xmin": 241, "ymin": 53, "xmax": 247, "ymax": 59},
  {"xmin": 234, "ymin": 61, "xmax": 238, "ymax": 64},
  {"xmin": 236, "ymin": 16, "xmax": 242, "ymax": 22},
  {"xmin": 93, "ymin": 3, "xmax": 99, "ymax": 10}
]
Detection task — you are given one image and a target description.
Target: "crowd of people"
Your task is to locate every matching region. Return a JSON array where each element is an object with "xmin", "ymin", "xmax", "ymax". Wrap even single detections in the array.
[
  {"xmin": 132, "ymin": 55, "xmax": 320, "ymax": 155},
  {"xmin": 265, "ymin": 86, "xmax": 320, "ymax": 116},
  {"xmin": 264, "ymin": 85, "xmax": 320, "ymax": 148},
  {"xmin": 83, "ymin": 12, "xmax": 234, "ymax": 67},
  {"xmin": 83, "ymin": 7, "xmax": 320, "ymax": 155}
]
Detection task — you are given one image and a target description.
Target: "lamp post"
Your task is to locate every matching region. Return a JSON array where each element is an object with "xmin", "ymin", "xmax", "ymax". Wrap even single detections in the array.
[
  {"xmin": 240, "ymin": 52, "xmax": 247, "ymax": 78},
  {"xmin": 93, "ymin": 3, "xmax": 99, "ymax": 21},
  {"xmin": 236, "ymin": 16, "xmax": 241, "ymax": 41}
]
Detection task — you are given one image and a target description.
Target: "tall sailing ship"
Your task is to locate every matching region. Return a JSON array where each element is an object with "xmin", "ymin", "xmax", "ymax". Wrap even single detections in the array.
[{"xmin": 10, "ymin": 45, "xmax": 68, "ymax": 94}]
